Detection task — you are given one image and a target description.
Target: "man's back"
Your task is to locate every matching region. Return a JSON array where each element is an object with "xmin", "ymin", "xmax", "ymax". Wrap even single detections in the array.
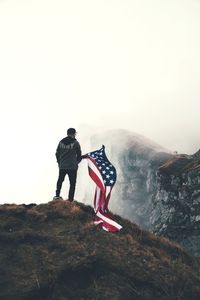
[{"xmin": 56, "ymin": 136, "xmax": 81, "ymax": 170}]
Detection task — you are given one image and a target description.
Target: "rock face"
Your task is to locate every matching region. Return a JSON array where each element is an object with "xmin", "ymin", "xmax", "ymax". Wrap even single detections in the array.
[
  {"xmin": 151, "ymin": 152, "xmax": 200, "ymax": 257},
  {"xmin": 0, "ymin": 201, "xmax": 200, "ymax": 300},
  {"xmin": 90, "ymin": 130, "xmax": 200, "ymax": 256}
]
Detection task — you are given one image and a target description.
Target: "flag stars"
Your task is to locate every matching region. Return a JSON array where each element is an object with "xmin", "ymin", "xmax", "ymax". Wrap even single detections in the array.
[{"xmin": 88, "ymin": 147, "xmax": 116, "ymax": 186}]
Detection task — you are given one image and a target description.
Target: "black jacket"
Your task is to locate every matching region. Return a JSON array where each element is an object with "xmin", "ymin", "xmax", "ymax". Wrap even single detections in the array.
[{"xmin": 55, "ymin": 136, "xmax": 82, "ymax": 170}]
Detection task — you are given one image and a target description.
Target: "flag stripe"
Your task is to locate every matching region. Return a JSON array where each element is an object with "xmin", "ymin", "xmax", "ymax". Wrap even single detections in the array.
[
  {"xmin": 96, "ymin": 211, "xmax": 122, "ymax": 230},
  {"xmin": 87, "ymin": 157, "xmax": 105, "ymax": 189},
  {"xmin": 94, "ymin": 186, "xmax": 101, "ymax": 212},
  {"xmin": 84, "ymin": 146, "xmax": 122, "ymax": 232},
  {"xmin": 88, "ymin": 167, "xmax": 105, "ymax": 193}
]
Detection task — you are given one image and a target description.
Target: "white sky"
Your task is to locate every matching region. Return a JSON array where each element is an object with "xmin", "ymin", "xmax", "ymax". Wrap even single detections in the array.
[{"xmin": 0, "ymin": 0, "xmax": 200, "ymax": 204}]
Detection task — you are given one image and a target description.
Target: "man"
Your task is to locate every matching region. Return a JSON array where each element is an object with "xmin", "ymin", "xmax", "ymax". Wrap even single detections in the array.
[{"xmin": 53, "ymin": 128, "xmax": 82, "ymax": 201}]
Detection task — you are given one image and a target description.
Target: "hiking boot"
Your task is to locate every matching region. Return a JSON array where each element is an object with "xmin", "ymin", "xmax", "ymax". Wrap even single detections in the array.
[
  {"xmin": 67, "ymin": 198, "xmax": 74, "ymax": 202},
  {"xmin": 53, "ymin": 196, "xmax": 63, "ymax": 201}
]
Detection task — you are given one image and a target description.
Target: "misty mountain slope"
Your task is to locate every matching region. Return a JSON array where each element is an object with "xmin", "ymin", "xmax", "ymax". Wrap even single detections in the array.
[
  {"xmin": 0, "ymin": 201, "xmax": 200, "ymax": 300},
  {"xmin": 88, "ymin": 129, "xmax": 172, "ymax": 225},
  {"xmin": 88, "ymin": 129, "xmax": 200, "ymax": 256},
  {"xmin": 90, "ymin": 129, "xmax": 169, "ymax": 157}
]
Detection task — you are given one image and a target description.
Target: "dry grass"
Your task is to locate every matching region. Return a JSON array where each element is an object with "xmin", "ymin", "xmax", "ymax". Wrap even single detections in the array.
[
  {"xmin": 159, "ymin": 154, "xmax": 200, "ymax": 175},
  {"xmin": 0, "ymin": 201, "xmax": 200, "ymax": 300},
  {"xmin": 159, "ymin": 156, "xmax": 179, "ymax": 169},
  {"xmin": 69, "ymin": 204, "xmax": 81, "ymax": 214}
]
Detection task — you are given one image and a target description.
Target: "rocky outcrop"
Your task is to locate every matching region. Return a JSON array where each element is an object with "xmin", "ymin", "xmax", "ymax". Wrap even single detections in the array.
[
  {"xmin": 0, "ymin": 201, "xmax": 200, "ymax": 300},
  {"xmin": 150, "ymin": 153, "xmax": 200, "ymax": 257}
]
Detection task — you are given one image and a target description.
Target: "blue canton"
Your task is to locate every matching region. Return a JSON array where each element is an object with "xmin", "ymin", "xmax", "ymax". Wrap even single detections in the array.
[{"xmin": 88, "ymin": 145, "xmax": 117, "ymax": 186}]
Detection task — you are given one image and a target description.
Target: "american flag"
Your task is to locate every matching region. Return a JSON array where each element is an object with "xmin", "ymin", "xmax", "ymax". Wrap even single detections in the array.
[{"xmin": 84, "ymin": 145, "xmax": 122, "ymax": 232}]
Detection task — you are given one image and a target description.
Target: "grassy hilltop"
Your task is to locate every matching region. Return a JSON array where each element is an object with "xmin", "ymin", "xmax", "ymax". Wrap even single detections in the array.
[{"xmin": 0, "ymin": 200, "xmax": 200, "ymax": 300}]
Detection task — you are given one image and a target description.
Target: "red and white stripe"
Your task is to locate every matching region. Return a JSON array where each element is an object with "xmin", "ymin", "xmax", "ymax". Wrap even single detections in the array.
[{"xmin": 86, "ymin": 156, "xmax": 122, "ymax": 232}]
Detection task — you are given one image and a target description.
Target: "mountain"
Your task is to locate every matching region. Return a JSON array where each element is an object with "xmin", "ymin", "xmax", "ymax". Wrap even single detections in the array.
[
  {"xmin": 87, "ymin": 129, "xmax": 172, "ymax": 227},
  {"xmin": 0, "ymin": 200, "xmax": 200, "ymax": 300},
  {"xmin": 87, "ymin": 129, "xmax": 200, "ymax": 256}
]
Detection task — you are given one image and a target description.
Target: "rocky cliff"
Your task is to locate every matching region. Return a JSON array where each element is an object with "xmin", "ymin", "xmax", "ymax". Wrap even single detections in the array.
[
  {"xmin": 0, "ymin": 200, "xmax": 200, "ymax": 300},
  {"xmin": 151, "ymin": 150, "xmax": 200, "ymax": 257},
  {"xmin": 89, "ymin": 130, "xmax": 200, "ymax": 256}
]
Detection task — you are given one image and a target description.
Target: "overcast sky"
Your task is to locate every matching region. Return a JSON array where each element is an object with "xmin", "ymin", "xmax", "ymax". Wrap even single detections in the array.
[{"xmin": 0, "ymin": 0, "xmax": 200, "ymax": 204}]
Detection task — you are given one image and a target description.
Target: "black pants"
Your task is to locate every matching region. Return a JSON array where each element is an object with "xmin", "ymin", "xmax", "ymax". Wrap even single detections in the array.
[{"xmin": 56, "ymin": 169, "xmax": 77, "ymax": 200}]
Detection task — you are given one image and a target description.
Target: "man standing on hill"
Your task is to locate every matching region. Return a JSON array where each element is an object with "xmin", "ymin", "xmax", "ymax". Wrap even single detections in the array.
[{"xmin": 53, "ymin": 128, "xmax": 82, "ymax": 202}]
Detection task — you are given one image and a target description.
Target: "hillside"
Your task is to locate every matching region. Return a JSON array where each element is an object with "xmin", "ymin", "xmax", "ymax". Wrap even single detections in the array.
[
  {"xmin": 0, "ymin": 200, "xmax": 200, "ymax": 300},
  {"xmin": 159, "ymin": 151, "xmax": 200, "ymax": 175}
]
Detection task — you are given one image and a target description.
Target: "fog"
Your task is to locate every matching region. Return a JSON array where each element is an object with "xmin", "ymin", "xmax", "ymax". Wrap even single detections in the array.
[{"xmin": 0, "ymin": 0, "xmax": 200, "ymax": 204}]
